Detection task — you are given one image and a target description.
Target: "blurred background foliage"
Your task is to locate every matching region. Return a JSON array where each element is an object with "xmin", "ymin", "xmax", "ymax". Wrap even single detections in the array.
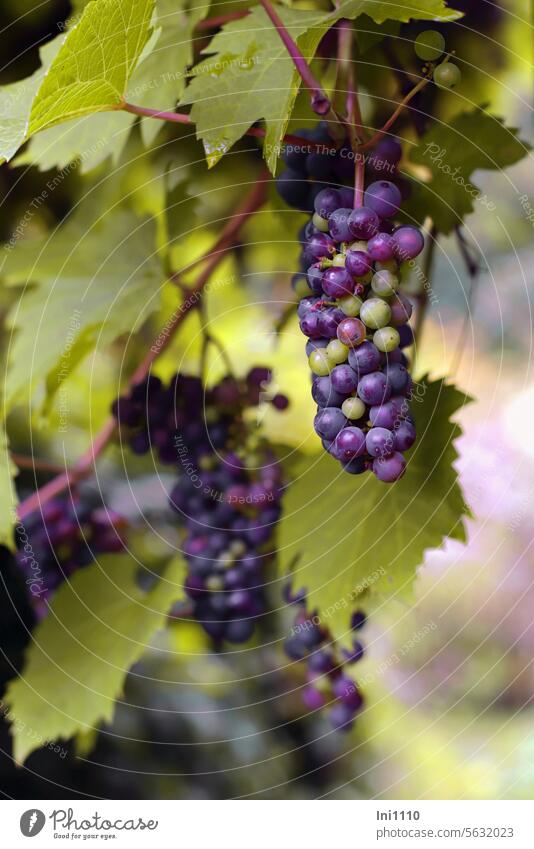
[{"xmin": 0, "ymin": 0, "xmax": 533, "ymax": 799}]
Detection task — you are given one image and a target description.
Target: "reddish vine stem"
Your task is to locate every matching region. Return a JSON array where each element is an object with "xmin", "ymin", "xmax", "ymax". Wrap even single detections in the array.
[
  {"xmin": 354, "ymin": 156, "xmax": 365, "ymax": 208},
  {"xmin": 16, "ymin": 180, "xmax": 268, "ymax": 521},
  {"xmin": 122, "ymin": 102, "xmax": 335, "ymax": 152},
  {"xmin": 359, "ymin": 74, "xmax": 431, "ymax": 151},
  {"xmin": 10, "ymin": 454, "xmax": 65, "ymax": 474},
  {"xmin": 258, "ymin": 0, "xmax": 333, "ymax": 118}
]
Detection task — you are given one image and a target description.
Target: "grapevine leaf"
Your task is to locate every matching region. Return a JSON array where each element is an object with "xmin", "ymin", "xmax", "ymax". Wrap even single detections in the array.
[
  {"xmin": 1, "ymin": 203, "xmax": 161, "ymax": 412},
  {"xmin": 5, "ymin": 555, "xmax": 186, "ymax": 763},
  {"xmin": 278, "ymin": 378, "xmax": 471, "ymax": 647},
  {"xmin": 0, "ymin": 37, "xmax": 63, "ymax": 164},
  {"xmin": 130, "ymin": 0, "xmax": 212, "ymax": 147},
  {"xmin": 182, "ymin": 1, "xmax": 461, "ymax": 173},
  {"xmin": 0, "ymin": 425, "xmax": 18, "ymax": 551},
  {"xmin": 28, "ymin": 0, "xmax": 155, "ymax": 136},
  {"xmin": 405, "ymin": 107, "xmax": 531, "ymax": 233}
]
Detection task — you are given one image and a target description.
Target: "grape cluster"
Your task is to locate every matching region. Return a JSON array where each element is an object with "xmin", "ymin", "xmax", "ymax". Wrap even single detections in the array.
[
  {"xmin": 284, "ymin": 587, "xmax": 366, "ymax": 731},
  {"xmin": 16, "ymin": 497, "xmax": 126, "ymax": 619},
  {"xmin": 276, "ymin": 124, "xmax": 407, "ymax": 213},
  {"xmin": 114, "ymin": 369, "xmax": 288, "ymax": 645},
  {"xmin": 294, "ymin": 176, "xmax": 423, "ymax": 481}
]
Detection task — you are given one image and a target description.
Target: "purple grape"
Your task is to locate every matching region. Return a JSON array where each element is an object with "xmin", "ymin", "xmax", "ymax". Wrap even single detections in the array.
[
  {"xmin": 348, "ymin": 341, "xmax": 381, "ymax": 376},
  {"xmin": 342, "ymin": 457, "xmax": 366, "ymax": 475},
  {"xmin": 329, "ymin": 701, "xmax": 357, "ymax": 730},
  {"xmin": 390, "ymin": 292, "xmax": 413, "ymax": 325},
  {"xmin": 357, "ymin": 371, "xmax": 391, "ymax": 406},
  {"xmin": 318, "ymin": 308, "xmax": 342, "ymax": 339},
  {"xmin": 307, "ymin": 232, "xmax": 335, "ymax": 260},
  {"xmin": 322, "ymin": 267, "xmax": 354, "ymax": 298},
  {"xmin": 334, "ymin": 426, "xmax": 366, "ymax": 460},
  {"xmin": 307, "ymin": 264, "xmax": 324, "ymax": 293},
  {"xmin": 345, "ymin": 249, "xmax": 372, "ymax": 277},
  {"xmin": 330, "ymin": 364, "xmax": 358, "ymax": 394},
  {"xmin": 312, "ymin": 376, "xmax": 346, "ymax": 408},
  {"xmin": 365, "ymin": 427, "xmax": 394, "ymax": 458},
  {"xmin": 373, "ymin": 451, "xmax": 407, "ymax": 482},
  {"xmin": 364, "ymin": 180, "xmax": 402, "ymax": 218},
  {"xmin": 367, "ymin": 137, "xmax": 402, "ymax": 171},
  {"xmin": 314, "ymin": 407, "xmax": 347, "ymax": 440},
  {"xmin": 393, "ymin": 420, "xmax": 416, "ymax": 451},
  {"xmin": 351, "ymin": 610, "xmax": 367, "ymax": 630},
  {"xmin": 348, "ymin": 206, "xmax": 379, "ymax": 239},
  {"xmin": 393, "ymin": 225, "xmax": 425, "ymax": 260},
  {"xmin": 367, "ymin": 231, "xmax": 396, "ymax": 262},
  {"xmin": 384, "ymin": 362, "xmax": 409, "ymax": 394},
  {"xmin": 329, "ymin": 208, "xmax": 353, "ymax": 242},
  {"xmin": 299, "ymin": 312, "xmax": 323, "ymax": 338},
  {"xmin": 302, "ymin": 685, "xmax": 327, "ymax": 710},
  {"xmin": 276, "ymin": 170, "xmax": 311, "ymax": 211},
  {"xmin": 314, "ymin": 188, "xmax": 341, "ymax": 219},
  {"xmin": 398, "ymin": 324, "xmax": 414, "ymax": 348},
  {"xmin": 332, "ymin": 675, "xmax": 364, "ymax": 710},
  {"xmin": 338, "ymin": 187, "xmax": 354, "ymax": 208}
]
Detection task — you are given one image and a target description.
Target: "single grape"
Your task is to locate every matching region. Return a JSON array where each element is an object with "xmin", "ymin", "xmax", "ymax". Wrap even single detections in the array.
[
  {"xmin": 345, "ymin": 249, "xmax": 372, "ymax": 278},
  {"xmin": 314, "ymin": 407, "xmax": 347, "ymax": 440},
  {"xmin": 322, "ymin": 267, "xmax": 354, "ymax": 298},
  {"xmin": 307, "ymin": 264, "xmax": 325, "ymax": 294},
  {"xmin": 393, "ymin": 420, "xmax": 416, "ymax": 451},
  {"xmin": 329, "ymin": 701, "xmax": 357, "ymax": 730},
  {"xmin": 276, "ymin": 170, "xmax": 311, "ymax": 210},
  {"xmin": 306, "ymin": 150, "xmax": 334, "ymax": 180},
  {"xmin": 367, "ymin": 232, "xmax": 396, "ymax": 262},
  {"xmin": 373, "ymin": 326, "xmax": 401, "ymax": 353},
  {"xmin": 369, "ymin": 399, "xmax": 398, "ymax": 429},
  {"xmin": 364, "ymin": 180, "xmax": 402, "ymax": 219},
  {"xmin": 312, "ymin": 212, "xmax": 330, "ymax": 232},
  {"xmin": 393, "ymin": 225, "xmax": 425, "ymax": 260},
  {"xmin": 348, "ymin": 340, "xmax": 381, "ymax": 376},
  {"xmin": 348, "ymin": 206, "xmax": 380, "ymax": 239},
  {"xmin": 332, "ymin": 675, "xmax": 364, "ymax": 710},
  {"xmin": 434, "ymin": 62, "xmax": 461, "ymax": 89},
  {"xmin": 398, "ymin": 324, "xmax": 415, "ymax": 348},
  {"xmin": 384, "ymin": 362, "xmax": 409, "ymax": 394},
  {"xmin": 414, "ymin": 29, "xmax": 445, "ymax": 61},
  {"xmin": 342, "ymin": 457, "xmax": 366, "ymax": 475},
  {"xmin": 367, "ymin": 137, "xmax": 402, "ymax": 171},
  {"xmin": 339, "ymin": 293, "xmax": 363, "ymax": 316},
  {"xmin": 326, "ymin": 339, "xmax": 350, "ymax": 365},
  {"xmin": 371, "ymin": 269, "xmax": 399, "ymax": 298},
  {"xmin": 341, "ymin": 396, "xmax": 366, "ymax": 420},
  {"xmin": 307, "ymin": 232, "xmax": 335, "ymax": 260},
  {"xmin": 314, "ymin": 188, "xmax": 341, "ymax": 219},
  {"xmin": 366, "ymin": 427, "xmax": 394, "ymax": 458},
  {"xmin": 318, "ymin": 309, "xmax": 342, "ymax": 339},
  {"xmin": 389, "ymin": 292, "xmax": 413, "ymax": 325},
  {"xmin": 329, "ymin": 208, "xmax": 353, "ymax": 242},
  {"xmin": 337, "ymin": 317, "xmax": 366, "ymax": 347},
  {"xmin": 357, "ymin": 371, "xmax": 391, "ymax": 406},
  {"xmin": 309, "ymin": 349, "xmax": 332, "ymax": 376},
  {"xmin": 312, "ymin": 376, "xmax": 346, "ymax": 408},
  {"xmin": 373, "ymin": 451, "xmax": 407, "ymax": 482},
  {"xmin": 334, "ymin": 426, "xmax": 366, "ymax": 460},
  {"xmin": 330, "ymin": 364, "xmax": 359, "ymax": 393},
  {"xmin": 360, "ymin": 298, "xmax": 392, "ymax": 330},
  {"xmin": 300, "ymin": 312, "xmax": 323, "ymax": 338},
  {"xmin": 351, "ymin": 610, "xmax": 367, "ymax": 630}
]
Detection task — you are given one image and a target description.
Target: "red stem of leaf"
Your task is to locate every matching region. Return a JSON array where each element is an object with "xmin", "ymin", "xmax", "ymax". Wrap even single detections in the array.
[
  {"xmin": 359, "ymin": 75, "xmax": 430, "ymax": 151},
  {"xmin": 196, "ymin": 10, "xmax": 250, "ymax": 30},
  {"xmin": 258, "ymin": 0, "xmax": 331, "ymax": 115},
  {"xmin": 16, "ymin": 180, "xmax": 268, "ymax": 521},
  {"xmin": 122, "ymin": 102, "xmax": 335, "ymax": 152}
]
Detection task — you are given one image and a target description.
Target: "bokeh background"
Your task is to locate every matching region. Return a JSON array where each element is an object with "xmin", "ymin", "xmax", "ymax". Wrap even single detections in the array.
[{"xmin": 0, "ymin": 0, "xmax": 533, "ymax": 799}]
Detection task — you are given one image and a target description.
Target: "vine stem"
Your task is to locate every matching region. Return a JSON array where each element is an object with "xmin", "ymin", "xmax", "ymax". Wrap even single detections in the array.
[
  {"xmin": 359, "ymin": 74, "xmax": 431, "ymax": 151},
  {"xmin": 258, "ymin": 0, "xmax": 333, "ymax": 119},
  {"xmin": 16, "ymin": 179, "xmax": 268, "ymax": 521},
  {"xmin": 122, "ymin": 102, "xmax": 335, "ymax": 152},
  {"xmin": 196, "ymin": 10, "xmax": 249, "ymax": 30},
  {"xmin": 10, "ymin": 454, "xmax": 66, "ymax": 474}
]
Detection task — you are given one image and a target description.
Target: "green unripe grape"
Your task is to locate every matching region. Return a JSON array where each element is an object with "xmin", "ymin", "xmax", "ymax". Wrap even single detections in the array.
[
  {"xmin": 349, "ymin": 240, "xmax": 368, "ymax": 252},
  {"xmin": 312, "ymin": 212, "xmax": 330, "ymax": 232},
  {"xmin": 339, "ymin": 293, "xmax": 363, "ymax": 316},
  {"xmin": 342, "ymin": 396, "xmax": 366, "ymax": 420},
  {"xmin": 434, "ymin": 62, "xmax": 461, "ymax": 89},
  {"xmin": 373, "ymin": 326, "xmax": 401, "ymax": 352},
  {"xmin": 415, "ymin": 29, "xmax": 445, "ymax": 61},
  {"xmin": 294, "ymin": 277, "xmax": 313, "ymax": 299},
  {"xmin": 360, "ymin": 298, "xmax": 392, "ymax": 329},
  {"xmin": 326, "ymin": 339, "xmax": 349, "ymax": 364},
  {"xmin": 371, "ymin": 269, "xmax": 399, "ymax": 298},
  {"xmin": 375, "ymin": 259, "xmax": 398, "ymax": 273},
  {"xmin": 332, "ymin": 252, "xmax": 346, "ymax": 267},
  {"xmin": 206, "ymin": 575, "xmax": 225, "ymax": 591},
  {"xmin": 309, "ymin": 349, "xmax": 332, "ymax": 376}
]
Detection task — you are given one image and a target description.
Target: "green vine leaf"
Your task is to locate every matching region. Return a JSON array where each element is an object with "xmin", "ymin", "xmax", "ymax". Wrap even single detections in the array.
[
  {"xmin": 405, "ymin": 107, "xmax": 531, "ymax": 233},
  {"xmin": 5, "ymin": 554, "xmax": 186, "ymax": 763},
  {"xmin": 182, "ymin": 1, "xmax": 461, "ymax": 173},
  {"xmin": 28, "ymin": 0, "xmax": 154, "ymax": 136},
  {"xmin": 278, "ymin": 378, "xmax": 471, "ymax": 647},
  {"xmin": 2, "ymin": 202, "xmax": 161, "ymax": 413},
  {"xmin": 0, "ymin": 425, "xmax": 18, "ymax": 550},
  {"xmin": 0, "ymin": 37, "xmax": 63, "ymax": 165}
]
